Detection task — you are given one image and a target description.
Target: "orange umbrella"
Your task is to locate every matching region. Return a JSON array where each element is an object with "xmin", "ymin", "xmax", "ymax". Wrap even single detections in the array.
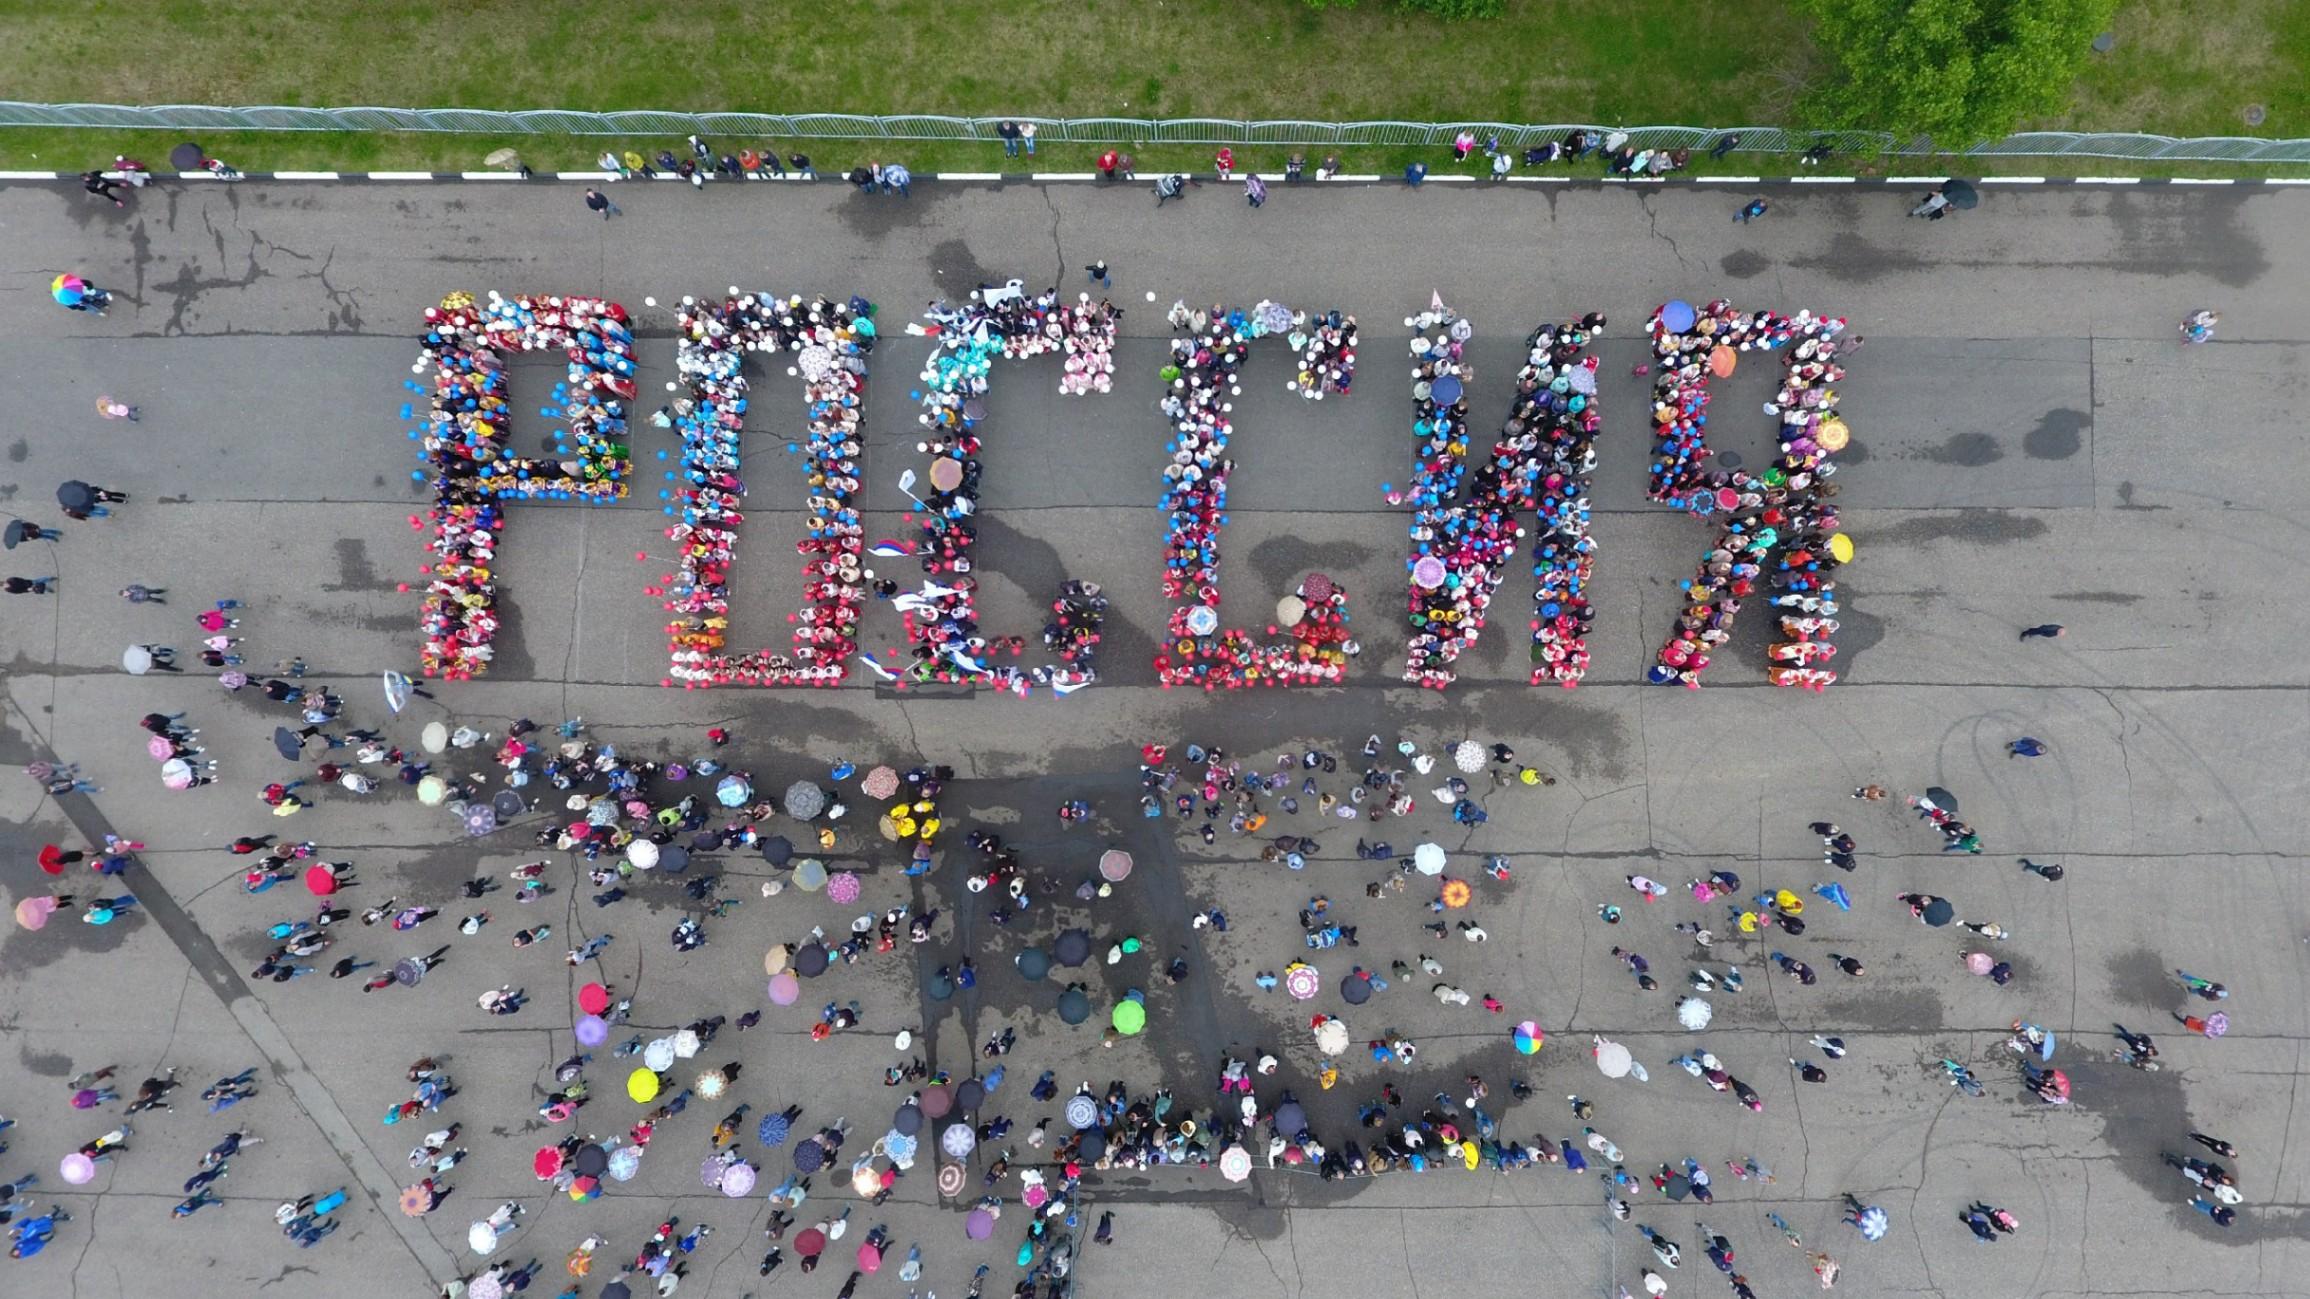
[
  {"xmin": 1708, "ymin": 346, "xmax": 1736, "ymax": 377},
  {"xmin": 1440, "ymin": 879, "xmax": 1472, "ymax": 909}
]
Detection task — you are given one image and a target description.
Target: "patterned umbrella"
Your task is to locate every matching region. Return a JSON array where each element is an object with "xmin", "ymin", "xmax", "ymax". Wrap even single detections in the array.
[
  {"xmin": 757, "ymin": 1112, "xmax": 792, "ymax": 1147},
  {"xmin": 1284, "ymin": 964, "xmax": 1320, "ymax": 1000},
  {"xmin": 606, "ymin": 1146, "xmax": 642, "ymax": 1181},
  {"xmin": 941, "ymin": 1123, "xmax": 977, "ymax": 1158},
  {"xmin": 399, "ymin": 1183, "xmax": 435, "ymax": 1216},
  {"xmin": 1219, "ymin": 1146, "xmax": 1252, "ymax": 1182},
  {"xmin": 1098, "ymin": 850, "xmax": 1133, "ymax": 882},
  {"xmin": 826, "ymin": 871, "xmax": 862, "ymax": 904},
  {"xmin": 783, "ymin": 781, "xmax": 826, "ymax": 819},
  {"xmin": 1065, "ymin": 1094, "xmax": 1100, "ymax": 1129},
  {"xmin": 721, "ymin": 1162, "xmax": 756, "ymax": 1197},
  {"xmin": 1452, "ymin": 741, "xmax": 1485, "ymax": 773},
  {"xmin": 861, "ymin": 766, "xmax": 900, "ymax": 799}
]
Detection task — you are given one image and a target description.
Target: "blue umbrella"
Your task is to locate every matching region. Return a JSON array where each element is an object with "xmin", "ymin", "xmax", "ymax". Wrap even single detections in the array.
[
  {"xmin": 1855, "ymin": 1205, "xmax": 1888, "ymax": 1241},
  {"xmin": 1813, "ymin": 882, "xmax": 1853, "ymax": 911},
  {"xmin": 1661, "ymin": 299, "xmax": 1697, "ymax": 333},
  {"xmin": 756, "ymin": 1112, "xmax": 792, "ymax": 1147},
  {"xmin": 1430, "ymin": 374, "xmax": 1462, "ymax": 406},
  {"xmin": 717, "ymin": 775, "xmax": 752, "ymax": 807}
]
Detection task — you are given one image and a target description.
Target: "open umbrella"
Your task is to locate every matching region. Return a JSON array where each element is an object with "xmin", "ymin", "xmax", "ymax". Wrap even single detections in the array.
[
  {"xmin": 606, "ymin": 1146, "xmax": 642, "ymax": 1181},
  {"xmin": 1053, "ymin": 929, "xmax": 1093, "ymax": 967},
  {"xmin": 533, "ymin": 1147, "xmax": 565, "ymax": 1179},
  {"xmin": 1408, "ymin": 559, "xmax": 1444, "ymax": 591},
  {"xmin": 381, "ymin": 670, "xmax": 414, "ymax": 714},
  {"xmin": 1964, "ymin": 952, "xmax": 1994, "ymax": 976},
  {"xmin": 701, "ymin": 1155, "xmax": 733, "ymax": 1190},
  {"xmin": 794, "ymin": 1227, "xmax": 827, "ymax": 1258},
  {"xmin": 942, "ymin": 1123, "xmax": 977, "ymax": 1158},
  {"xmin": 578, "ymin": 982, "xmax": 611, "ymax": 1014},
  {"xmin": 793, "ymin": 942, "xmax": 830, "ymax": 976},
  {"xmin": 1413, "ymin": 843, "xmax": 1446, "ymax": 875},
  {"xmin": 467, "ymin": 1220, "xmax": 500, "ymax": 1254},
  {"xmin": 1661, "ymin": 1172, "xmax": 1691, "ymax": 1201},
  {"xmin": 1078, "ymin": 1128, "xmax": 1108, "ymax": 1162},
  {"xmin": 627, "ymin": 1068, "xmax": 660, "ymax": 1102},
  {"xmin": 1677, "ymin": 997, "xmax": 1713, "ymax": 1030},
  {"xmin": 2202, "ymin": 1013, "xmax": 2229, "ymax": 1038},
  {"xmin": 1219, "ymin": 1145, "xmax": 1252, "ymax": 1182},
  {"xmin": 1941, "ymin": 178, "xmax": 1979, "ymax": 209},
  {"xmin": 792, "ymin": 1138, "xmax": 825, "ymax": 1173},
  {"xmin": 51, "ymin": 274, "xmax": 86, "ymax": 307},
  {"xmin": 1661, "ymin": 300, "xmax": 1697, "ymax": 333},
  {"xmin": 1015, "ymin": 948, "xmax": 1051, "ymax": 981},
  {"xmin": 1284, "ymin": 964, "xmax": 1320, "ymax": 1000},
  {"xmin": 146, "ymin": 734, "xmax": 178, "ymax": 761},
  {"xmin": 462, "ymin": 803, "xmax": 498, "ymax": 836},
  {"xmin": 757, "ymin": 1112, "xmax": 793, "ymax": 1147},
  {"xmin": 416, "ymin": 775, "xmax": 450, "ymax": 806},
  {"xmin": 270, "ymin": 726, "xmax": 304, "ymax": 760},
  {"xmin": 1452, "ymin": 741, "xmax": 1485, "ymax": 773},
  {"xmin": 392, "ymin": 957, "xmax": 428, "ymax": 986},
  {"xmin": 14, "ymin": 896, "xmax": 59, "ymax": 931},
  {"xmin": 672, "ymin": 1028, "xmax": 701, "ymax": 1058},
  {"xmin": 1514, "ymin": 1021, "xmax": 1544, "ymax": 1055},
  {"xmin": 1925, "ymin": 786, "xmax": 1960, "ymax": 814},
  {"xmin": 121, "ymin": 645, "xmax": 154, "ymax": 675},
  {"xmin": 891, "ymin": 1103, "xmax": 922, "ymax": 1137},
  {"xmin": 573, "ymin": 1144, "xmax": 608, "ymax": 1177},
  {"xmin": 768, "ymin": 971, "xmax": 800, "ymax": 1005},
  {"xmin": 783, "ymin": 780, "xmax": 826, "ymax": 819},
  {"xmin": 859, "ymin": 1240, "xmax": 885, "ymax": 1273},
  {"xmin": 1921, "ymin": 897, "xmax": 1956, "ymax": 927},
  {"xmin": 794, "ymin": 859, "xmax": 829, "ymax": 891},
  {"xmin": 954, "ymin": 1078, "xmax": 986, "ymax": 1111},
  {"xmin": 59, "ymin": 1151, "xmax": 95, "ymax": 1183},
  {"xmin": 1274, "ymin": 1100, "xmax": 1308, "ymax": 1136},
  {"xmin": 1112, "ymin": 998, "xmax": 1147, "ymax": 1036},
  {"xmin": 1057, "ymin": 987, "xmax": 1092, "ymax": 1024},
  {"xmin": 303, "ymin": 864, "xmax": 339, "ymax": 895},
  {"xmin": 466, "ymin": 1274, "xmax": 505, "ymax": 1299},
  {"xmin": 966, "ymin": 1208, "xmax": 995, "ymax": 1239},
  {"xmin": 717, "ymin": 774, "xmax": 753, "ymax": 808},
  {"xmin": 826, "ymin": 871, "xmax": 862, "ymax": 904},
  {"xmin": 1314, "ymin": 1017, "xmax": 1351, "ymax": 1055},
  {"xmin": 1855, "ymin": 1205, "xmax": 1889, "ymax": 1241},
  {"xmin": 1065, "ymin": 1094, "xmax": 1100, "ymax": 1129},
  {"xmin": 643, "ymin": 1038, "xmax": 676, "ymax": 1071},
  {"xmin": 419, "ymin": 720, "xmax": 449, "ymax": 754},
  {"xmin": 626, "ymin": 839, "xmax": 658, "ymax": 869},
  {"xmin": 1340, "ymin": 973, "xmax": 1372, "ymax": 1005},
  {"xmin": 1099, "ymin": 849, "xmax": 1133, "ymax": 882},
  {"xmin": 159, "ymin": 758, "xmax": 195, "ymax": 789},
  {"xmin": 1593, "ymin": 1037, "xmax": 1633, "ymax": 1079},
  {"xmin": 861, "ymin": 765, "xmax": 900, "ymax": 799},
  {"xmin": 399, "ymin": 1182, "xmax": 435, "ymax": 1216},
  {"xmin": 1440, "ymin": 879, "xmax": 1471, "ymax": 909},
  {"xmin": 696, "ymin": 1068, "xmax": 728, "ymax": 1099},
  {"xmin": 760, "ymin": 835, "xmax": 794, "ymax": 865},
  {"xmin": 920, "ymin": 1083, "xmax": 953, "ymax": 1119}
]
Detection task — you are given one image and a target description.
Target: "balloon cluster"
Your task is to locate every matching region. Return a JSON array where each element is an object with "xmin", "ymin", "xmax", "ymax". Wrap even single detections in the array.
[
  {"xmin": 662, "ymin": 293, "xmax": 877, "ymax": 688},
  {"xmin": 1398, "ymin": 304, "xmax": 1605, "ymax": 690},
  {"xmin": 1644, "ymin": 300, "xmax": 1852, "ymax": 690},
  {"xmin": 412, "ymin": 292, "xmax": 635, "ymax": 678},
  {"xmin": 902, "ymin": 287, "xmax": 1118, "ymax": 693},
  {"xmin": 1154, "ymin": 301, "xmax": 1359, "ymax": 690}
]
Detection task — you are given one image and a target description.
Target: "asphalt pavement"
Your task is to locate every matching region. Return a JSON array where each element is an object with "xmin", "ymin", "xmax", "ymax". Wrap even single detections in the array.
[{"xmin": 0, "ymin": 173, "xmax": 2306, "ymax": 1299}]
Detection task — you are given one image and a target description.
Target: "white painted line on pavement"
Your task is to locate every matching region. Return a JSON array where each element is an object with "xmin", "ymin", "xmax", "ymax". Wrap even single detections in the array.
[
  {"xmin": 1695, "ymin": 176, "xmax": 1762, "ymax": 183},
  {"xmin": 936, "ymin": 172, "xmax": 1004, "ymax": 181},
  {"xmin": 2076, "ymin": 177, "xmax": 2140, "ymax": 184},
  {"xmin": 1030, "ymin": 172, "xmax": 1096, "ymax": 180},
  {"xmin": 2265, "ymin": 178, "xmax": 2310, "ymax": 185},
  {"xmin": 367, "ymin": 171, "xmax": 438, "ymax": 180},
  {"xmin": 1981, "ymin": 176, "xmax": 2045, "ymax": 184},
  {"xmin": 459, "ymin": 171, "xmax": 522, "ymax": 180},
  {"xmin": 1789, "ymin": 176, "xmax": 1856, "ymax": 183},
  {"xmin": 1330, "ymin": 175, "xmax": 1383, "ymax": 182},
  {"xmin": 2171, "ymin": 178, "xmax": 2236, "ymax": 185},
  {"xmin": 0, "ymin": 169, "xmax": 60, "ymax": 179},
  {"xmin": 1883, "ymin": 177, "xmax": 1947, "ymax": 184},
  {"xmin": 271, "ymin": 171, "xmax": 341, "ymax": 180},
  {"xmin": 557, "ymin": 171, "xmax": 617, "ymax": 180},
  {"xmin": 1425, "ymin": 174, "xmax": 1477, "ymax": 182}
]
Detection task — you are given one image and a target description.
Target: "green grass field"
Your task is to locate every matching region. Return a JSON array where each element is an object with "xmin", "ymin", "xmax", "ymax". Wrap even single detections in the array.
[{"xmin": 0, "ymin": 0, "xmax": 2301, "ymax": 174}]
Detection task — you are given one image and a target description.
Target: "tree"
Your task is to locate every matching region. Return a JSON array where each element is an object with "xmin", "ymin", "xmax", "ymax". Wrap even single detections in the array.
[{"xmin": 1795, "ymin": 0, "xmax": 2117, "ymax": 147}]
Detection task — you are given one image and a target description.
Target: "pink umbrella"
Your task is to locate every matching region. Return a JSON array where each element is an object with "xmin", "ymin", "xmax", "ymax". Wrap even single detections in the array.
[
  {"xmin": 578, "ymin": 982, "xmax": 612, "ymax": 1015},
  {"xmin": 858, "ymin": 1241, "xmax": 883, "ymax": 1272},
  {"xmin": 826, "ymin": 872, "xmax": 862, "ymax": 905},
  {"xmin": 59, "ymin": 1151, "xmax": 95, "ymax": 1183},
  {"xmin": 304, "ymin": 864, "xmax": 339, "ymax": 895},
  {"xmin": 861, "ymin": 766, "xmax": 900, "ymax": 800},
  {"xmin": 1284, "ymin": 964, "xmax": 1320, "ymax": 1000},
  {"xmin": 767, "ymin": 972, "xmax": 801, "ymax": 1005},
  {"xmin": 720, "ymin": 1161, "xmax": 757, "ymax": 1197},
  {"xmin": 145, "ymin": 735, "xmax": 175, "ymax": 760},
  {"xmin": 1098, "ymin": 850, "xmax": 1133, "ymax": 883},
  {"xmin": 1963, "ymin": 952, "xmax": 1993, "ymax": 975},
  {"xmin": 15, "ymin": 895, "xmax": 60, "ymax": 930}
]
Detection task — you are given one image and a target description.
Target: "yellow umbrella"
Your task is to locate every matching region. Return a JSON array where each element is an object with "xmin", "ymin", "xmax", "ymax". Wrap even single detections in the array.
[
  {"xmin": 1816, "ymin": 417, "xmax": 1850, "ymax": 451},
  {"xmin": 1827, "ymin": 533, "xmax": 1854, "ymax": 563},
  {"xmin": 626, "ymin": 1068, "xmax": 660, "ymax": 1102}
]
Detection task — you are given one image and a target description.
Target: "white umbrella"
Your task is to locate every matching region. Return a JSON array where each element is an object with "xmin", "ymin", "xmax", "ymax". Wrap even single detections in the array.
[
  {"xmin": 627, "ymin": 839, "xmax": 659, "ymax": 869},
  {"xmin": 1452, "ymin": 741, "xmax": 1485, "ymax": 773},
  {"xmin": 643, "ymin": 1037, "xmax": 676, "ymax": 1072},
  {"xmin": 421, "ymin": 721, "xmax": 449, "ymax": 754},
  {"xmin": 1313, "ymin": 1019, "xmax": 1351, "ymax": 1055},
  {"xmin": 121, "ymin": 645, "xmax": 153, "ymax": 675},
  {"xmin": 1413, "ymin": 843, "xmax": 1446, "ymax": 876},
  {"xmin": 467, "ymin": 1220, "xmax": 500, "ymax": 1254},
  {"xmin": 1677, "ymin": 998, "xmax": 1713, "ymax": 1030},
  {"xmin": 1218, "ymin": 1146, "xmax": 1252, "ymax": 1182},
  {"xmin": 672, "ymin": 1028, "xmax": 701, "ymax": 1059},
  {"xmin": 1593, "ymin": 1037, "xmax": 1633, "ymax": 1079}
]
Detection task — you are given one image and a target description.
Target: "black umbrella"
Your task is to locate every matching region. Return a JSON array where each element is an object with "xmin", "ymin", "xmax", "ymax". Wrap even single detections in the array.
[
  {"xmin": 1940, "ymin": 179, "xmax": 1979, "ymax": 210},
  {"xmin": 1053, "ymin": 929, "xmax": 1092, "ymax": 967},
  {"xmin": 954, "ymin": 1079, "xmax": 985, "ymax": 1112},
  {"xmin": 1662, "ymin": 1172, "xmax": 1692, "ymax": 1200},
  {"xmin": 1015, "ymin": 948, "xmax": 1051, "ymax": 981},
  {"xmin": 660, "ymin": 845, "xmax": 691, "ymax": 873},
  {"xmin": 57, "ymin": 481, "xmax": 96, "ymax": 512},
  {"xmin": 1922, "ymin": 897, "xmax": 1956, "ymax": 927},
  {"xmin": 2, "ymin": 520, "xmax": 33, "ymax": 548},
  {"xmin": 1056, "ymin": 987, "xmax": 1091, "ymax": 1024},
  {"xmin": 272, "ymin": 726, "xmax": 304, "ymax": 760},
  {"xmin": 760, "ymin": 835, "xmax": 794, "ymax": 865},
  {"xmin": 926, "ymin": 971, "xmax": 956, "ymax": 1001},
  {"xmin": 1076, "ymin": 1128, "xmax": 1107, "ymax": 1161},
  {"xmin": 573, "ymin": 1143, "xmax": 608, "ymax": 1177},
  {"xmin": 1341, "ymin": 974, "xmax": 1372, "ymax": 1006},
  {"xmin": 1273, "ymin": 1101, "xmax": 1307, "ymax": 1137},
  {"xmin": 1925, "ymin": 786, "xmax": 1959, "ymax": 814},
  {"xmin": 793, "ymin": 942, "xmax": 830, "ymax": 976},
  {"xmin": 169, "ymin": 142, "xmax": 205, "ymax": 170},
  {"xmin": 492, "ymin": 790, "xmax": 526, "ymax": 820},
  {"xmin": 893, "ymin": 1103, "xmax": 922, "ymax": 1136}
]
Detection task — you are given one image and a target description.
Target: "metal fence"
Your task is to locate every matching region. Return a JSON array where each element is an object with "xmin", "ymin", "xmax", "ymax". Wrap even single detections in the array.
[{"xmin": 4, "ymin": 101, "xmax": 2308, "ymax": 163}]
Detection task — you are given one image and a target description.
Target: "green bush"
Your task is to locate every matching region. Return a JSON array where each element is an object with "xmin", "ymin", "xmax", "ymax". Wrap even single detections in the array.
[{"xmin": 1796, "ymin": 0, "xmax": 2117, "ymax": 147}]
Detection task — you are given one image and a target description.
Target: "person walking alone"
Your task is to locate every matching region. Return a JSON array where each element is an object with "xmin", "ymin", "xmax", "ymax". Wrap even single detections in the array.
[
  {"xmin": 1735, "ymin": 198, "xmax": 1768, "ymax": 224},
  {"xmin": 584, "ymin": 189, "xmax": 620, "ymax": 221}
]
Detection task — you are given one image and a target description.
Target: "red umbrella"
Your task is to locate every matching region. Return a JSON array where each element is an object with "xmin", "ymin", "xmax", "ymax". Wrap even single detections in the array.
[
  {"xmin": 2047, "ymin": 1069, "xmax": 2071, "ymax": 1099},
  {"xmin": 578, "ymin": 982, "xmax": 611, "ymax": 1015},
  {"xmin": 794, "ymin": 1228, "xmax": 827, "ymax": 1258},
  {"xmin": 303, "ymin": 865, "xmax": 339, "ymax": 895},
  {"xmin": 533, "ymin": 1147, "xmax": 564, "ymax": 1178},
  {"xmin": 38, "ymin": 844, "xmax": 71, "ymax": 876},
  {"xmin": 858, "ymin": 1241, "xmax": 883, "ymax": 1272}
]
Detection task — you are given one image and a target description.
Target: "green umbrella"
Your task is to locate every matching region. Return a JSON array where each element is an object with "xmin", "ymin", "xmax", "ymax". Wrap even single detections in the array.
[{"xmin": 1111, "ymin": 999, "xmax": 1146, "ymax": 1036}]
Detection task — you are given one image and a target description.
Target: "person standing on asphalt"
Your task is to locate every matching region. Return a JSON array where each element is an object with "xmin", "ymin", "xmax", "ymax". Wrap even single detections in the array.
[
  {"xmin": 4, "ymin": 576, "xmax": 56, "ymax": 595},
  {"xmin": 2019, "ymin": 624, "xmax": 2066, "ymax": 640},
  {"xmin": 584, "ymin": 189, "xmax": 620, "ymax": 221},
  {"xmin": 1735, "ymin": 198, "xmax": 1768, "ymax": 223}
]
